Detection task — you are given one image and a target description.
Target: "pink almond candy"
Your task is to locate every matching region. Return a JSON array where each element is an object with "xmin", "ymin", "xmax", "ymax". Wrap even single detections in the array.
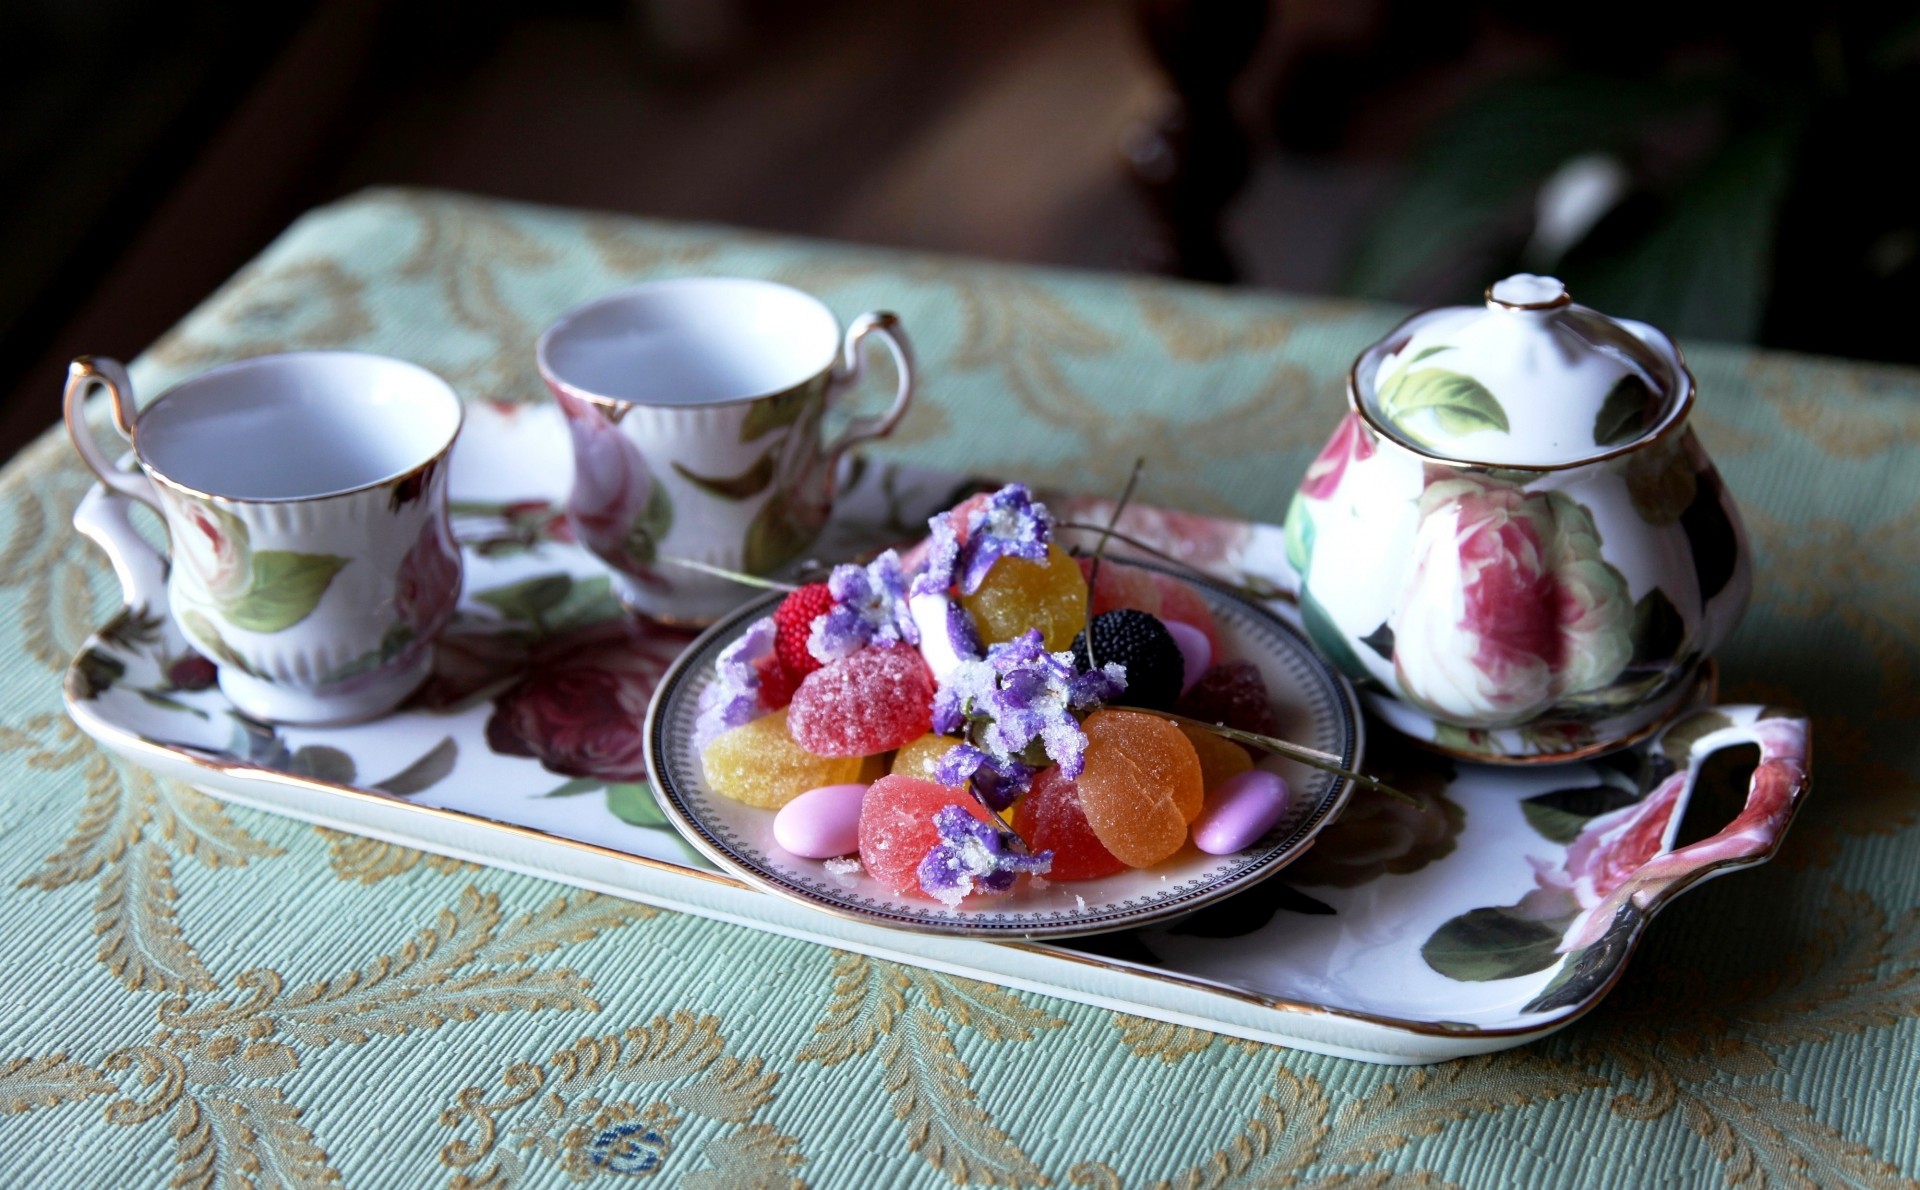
[
  {"xmin": 1163, "ymin": 619, "xmax": 1212, "ymax": 695},
  {"xmin": 773, "ymin": 783, "xmax": 869, "ymax": 859},
  {"xmin": 1191, "ymin": 769, "xmax": 1291, "ymax": 855}
]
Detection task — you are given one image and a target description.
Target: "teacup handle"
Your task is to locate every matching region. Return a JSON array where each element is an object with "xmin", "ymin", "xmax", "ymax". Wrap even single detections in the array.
[
  {"xmin": 64, "ymin": 356, "xmax": 161, "ymax": 510},
  {"xmin": 64, "ymin": 357, "xmax": 169, "ymax": 613},
  {"xmin": 822, "ymin": 312, "xmax": 915, "ymax": 472}
]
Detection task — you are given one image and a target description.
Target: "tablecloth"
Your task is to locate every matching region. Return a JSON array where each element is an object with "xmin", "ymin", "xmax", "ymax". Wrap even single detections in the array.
[{"xmin": 2, "ymin": 187, "xmax": 1916, "ymax": 1188}]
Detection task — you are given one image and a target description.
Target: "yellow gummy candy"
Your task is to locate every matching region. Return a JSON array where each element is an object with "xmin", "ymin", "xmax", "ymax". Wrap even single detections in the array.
[
  {"xmin": 961, "ymin": 543, "xmax": 1088, "ymax": 653},
  {"xmin": 891, "ymin": 733, "xmax": 964, "ymax": 782},
  {"xmin": 701, "ymin": 709, "xmax": 868, "ymax": 809},
  {"xmin": 1173, "ymin": 717, "xmax": 1254, "ymax": 806}
]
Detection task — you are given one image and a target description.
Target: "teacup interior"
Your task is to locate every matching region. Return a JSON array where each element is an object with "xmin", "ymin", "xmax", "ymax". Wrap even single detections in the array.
[
  {"xmin": 136, "ymin": 353, "xmax": 462, "ymax": 500},
  {"xmin": 540, "ymin": 278, "xmax": 838, "ymax": 406}
]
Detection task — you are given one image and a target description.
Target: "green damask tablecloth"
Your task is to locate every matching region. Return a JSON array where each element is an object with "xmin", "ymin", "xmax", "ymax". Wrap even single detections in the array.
[{"xmin": 3, "ymin": 188, "xmax": 1917, "ymax": 1188}]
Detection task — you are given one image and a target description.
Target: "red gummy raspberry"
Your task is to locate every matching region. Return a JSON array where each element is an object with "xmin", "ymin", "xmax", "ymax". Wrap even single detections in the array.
[
  {"xmin": 1174, "ymin": 661, "xmax": 1281, "ymax": 738},
  {"xmin": 773, "ymin": 582, "xmax": 835, "ymax": 679}
]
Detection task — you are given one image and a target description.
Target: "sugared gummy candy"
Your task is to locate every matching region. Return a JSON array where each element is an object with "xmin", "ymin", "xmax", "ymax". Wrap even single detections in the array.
[
  {"xmin": 1175, "ymin": 661, "xmax": 1281, "ymax": 738},
  {"xmin": 1074, "ymin": 709, "xmax": 1203, "ymax": 866},
  {"xmin": 1173, "ymin": 717, "xmax": 1254, "ymax": 792},
  {"xmin": 960, "ymin": 543, "xmax": 1087, "ymax": 652},
  {"xmin": 892, "ymin": 733, "xmax": 964, "ymax": 782},
  {"xmin": 703, "ymin": 708, "xmax": 869, "ymax": 809},
  {"xmin": 788, "ymin": 646, "xmax": 934, "ymax": 757},
  {"xmin": 858, "ymin": 774, "xmax": 998, "ymax": 895},
  {"xmin": 1013, "ymin": 765, "xmax": 1126, "ymax": 881}
]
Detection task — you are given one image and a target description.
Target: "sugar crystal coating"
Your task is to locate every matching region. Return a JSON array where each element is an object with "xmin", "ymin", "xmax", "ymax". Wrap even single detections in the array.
[
  {"xmin": 1172, "ymin": 716, "xmax": 1254, "ymax": 797},
  {"xmin": 701, "ymin": 708, "xmax": 868, "ymax": 809},
  {"xmin": 1014, "ymin": 766, "xmax": 1127, "ymax": 881},
  {"xmin": 1074, "ymin": 709, "xmax": 1204, "ymax": 866},
  {"xmin": 788, "ymin": 646, "xmax": 935, "ymax": 757},
  {"xmin": 892, "ymin": 733, "xmax": 965, "ymax": 782},
  {"xmin": 857, "ymin": 775, "xmax": 998, "ymax": 896}
]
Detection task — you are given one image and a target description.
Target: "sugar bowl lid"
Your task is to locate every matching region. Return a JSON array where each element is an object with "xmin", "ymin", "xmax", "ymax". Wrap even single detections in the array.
[{"xmin": 1354, "ymin": 274, "xmax": 1692, "ymax": 467}]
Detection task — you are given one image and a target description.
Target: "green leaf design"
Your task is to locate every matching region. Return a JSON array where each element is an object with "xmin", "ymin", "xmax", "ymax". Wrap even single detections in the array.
[
  {"xmin": 742, "ymin": 496, "xmax": 815, "ymax": 576},
  {"xmin": 1421, "ymin": 906, "xmax": 1570, "ymax": 981},
  {"xmin": 1378, "ymin": 368, "xmax": 1511, "ymax": 444},
  {"xmin": 1520, "ymin": 785, "xmax": 1642, "ymax": 844},
  {"xmin": 540, "ymin": 777, "xmax": 605, "ymax": 798},
  {"xmin": 373, "ymin": 737, "xmax": 458, "ymax": 797},
  {"xmin": 289, "ymin": 745, "xmax": 357, "ymax": 785},
  {"xmin": 1659, "ymin": 709, "xmax": 1736, "ymax": 768},
  {"xmin": 476, "ymin": 574, "xmax": 575, "ymax": 623},
  {"xmin": 607, "ymin": 782, "xmax": 668, "ymax": 828},
  {"xmin": 67, "ymin": 649, "xmax": 126, "ymax": 701},
  {"xmin": 1359, "ymin": 621, "xmax": 1395, "ymax": 660},
  {"xmin": 1299, "ymin": 590, "xmax": 1374, "ymax": 686},
  {"xmin": 1593, "ymin": 374, "xmax": 1655, "ymax": 446},
  {"xmin": 738, "ymin": 387, "xmax": 814, "ymax": 442},
  {"xmin": 1629, "ymin": 587, "xmax": 1686, "ymax": 665},
  {"xmin": 222, "ymin": 551, "xmax": 350, "ymax": 633},
  {"xmin": 1282, "ymin": 496, "xmax": 1315, "ymax": 579},
  {"xmin": 180, "ymin": 609, "xmax": 257, "ymax": 676},
  {"xmin": 673, "ymin": 448, "xmax": 776, "ymax": 501},
  {"xmin": 624, "ymin": 475, "xmax": 674, "ymax": 565}
]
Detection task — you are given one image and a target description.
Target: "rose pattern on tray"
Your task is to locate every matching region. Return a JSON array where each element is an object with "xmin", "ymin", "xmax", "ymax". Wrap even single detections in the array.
[{"xmin": 1421, "ymin": 707, "xmax": 1811, "ymax": 992}]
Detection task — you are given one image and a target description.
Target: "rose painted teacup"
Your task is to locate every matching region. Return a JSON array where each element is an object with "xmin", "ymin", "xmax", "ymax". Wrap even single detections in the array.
[
  {"xmin": 63, "ymin": 352, "xmax": 464, "ymax": 725},
  {"xmin": 1282, "ymin": 275, "xmax": 1752, "ymax": 761},
  {"xmin": 538, "ymin": 277, "xmax": 914, "ymax": 625}
]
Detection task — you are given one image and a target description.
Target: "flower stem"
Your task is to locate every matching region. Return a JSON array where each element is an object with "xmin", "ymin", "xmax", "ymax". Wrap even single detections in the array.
[
  {"xmin": 1139, "ymin": 713, "xmax": 1416, "ymax": 805},
  {"xmin": 1058, "ymin": 523, "xmax": 1288, "ymax": 605},
  {"xmin": 653, "ymin": 554, "xmax": 801, "ymax": 593}
]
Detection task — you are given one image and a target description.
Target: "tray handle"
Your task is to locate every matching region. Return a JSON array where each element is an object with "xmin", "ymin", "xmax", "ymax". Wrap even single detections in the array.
[{"xmin": 1560, "ymin": 705, "xmax": 1811, "ymax": 953}]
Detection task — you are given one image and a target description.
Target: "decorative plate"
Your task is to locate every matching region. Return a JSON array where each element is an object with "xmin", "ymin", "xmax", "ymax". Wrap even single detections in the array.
[{"xmin": 646, "ymin": 566, "xmax": 1362, "ymax": 939}]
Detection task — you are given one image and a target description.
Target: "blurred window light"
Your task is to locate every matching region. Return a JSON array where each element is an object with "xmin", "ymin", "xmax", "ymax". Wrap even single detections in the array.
[{"xmin": 1524, "ymin": 152, "xmax": 1631, "ymax": 268}]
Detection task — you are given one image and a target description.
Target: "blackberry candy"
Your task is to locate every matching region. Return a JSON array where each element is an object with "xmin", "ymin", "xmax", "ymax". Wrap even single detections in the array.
[{"xmin": 1070, "ymin": 608, "xmax": 1184, "ymax": 710}]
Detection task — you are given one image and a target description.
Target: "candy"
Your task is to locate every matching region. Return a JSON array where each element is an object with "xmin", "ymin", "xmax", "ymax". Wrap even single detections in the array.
[
  {"xmin": 1071, "ymin": 609, "xmax": 1184, "ymax": 711},
  {"xmin": 858, "ymin": 774, "xmax": 998, "ymax": 895},
  {"xmin": 1191, "ymin": 769, "xmax": 1292, "ymax": 855},
  {"xmin": 1175, "ymin": 660, "xmax": 1281, "ymax": 738},
  {"xmin": 1173, "ymin": 717, "xmax": 1253, "ymax": 795},
  {"xmin": 773, "ymin": 783, "xmax": 869, "ymax": 859},
  {"xmin": 702, "ymin": 709, "xmax": 869, "ymax": 809},
  {"xmin": 961, "ymin": 543, "xmax": 1087, "ymax": 652},
  {"xmin": 892, "ymin": 733, "xmax": 964, "ymax": 782},
  {"xmin": 1078, "ymin": 557, "xmax": 1164, "ymax": 618},
  {"xmin": 788, "ymin": 646, "xmax": 934, "ymax": 757},
  {"xmin": 1013, "ymin": 765, "xmax": 1126, "ymax": 880},
  {"xmin": 1074, "ymin": 709, "xmax": 1203, "ymax": 866},
  {"xmin": 773, "ymin": 582, "xmax": 835, "ymax": 680},
  {"xmin": 755, "ymin": 652, "xmax": 799, "ymax": 709},
  {"xmin": 1151, "ymin": 573, "xmax": 1220, "ymax": 657},
  {"xmin": 1163, "ymin": 620, "xmax": 1211, "ymax": 693}
]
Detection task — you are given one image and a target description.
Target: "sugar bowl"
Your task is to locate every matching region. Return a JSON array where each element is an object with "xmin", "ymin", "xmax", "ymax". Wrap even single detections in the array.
[{"xmin": 1283, "ymin": 274, "xmax": 1750, "ymax": 761}]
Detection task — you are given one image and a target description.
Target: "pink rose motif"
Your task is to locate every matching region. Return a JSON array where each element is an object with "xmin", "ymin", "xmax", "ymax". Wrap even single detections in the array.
[
  {"xmin": 554, "ymin": 388, "xmax": 658, "ymax": 572},
  {"xmin": 1392, "ymin": 473, "xmax": 1632, "ymax": 728},
  {"xmin": 171, "ymin": 499, "xmax": 252, "ymax": 602},
  {"xmin": 394, "ymin": 514, "xmax": 462, "ymax": 634},
  {"xmin": 1046, "ymin": 496, "xmax": 1256, "ymax": 575},
  {"xmin": 485, "ymin": 619, "xmax": 688, "ymax": 782},
  {"xmin": 1298, "ymin": 411, "xmax": 1376, "ymax": 501}
]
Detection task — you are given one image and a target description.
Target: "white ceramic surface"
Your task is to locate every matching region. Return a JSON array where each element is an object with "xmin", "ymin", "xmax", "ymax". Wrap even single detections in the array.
[
  {"xmin": 62, "ymin": 353, "xmax": 464, "ymax": 724},
  {"xmin": 538, "ymin": 278, "xmax": 915, "ymax": 625}
]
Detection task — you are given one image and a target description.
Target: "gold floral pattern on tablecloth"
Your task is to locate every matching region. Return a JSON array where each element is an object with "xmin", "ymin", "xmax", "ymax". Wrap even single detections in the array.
[{"xmin": 4, "ymin": 187, "xmax": 1918, "ymax": 1188}]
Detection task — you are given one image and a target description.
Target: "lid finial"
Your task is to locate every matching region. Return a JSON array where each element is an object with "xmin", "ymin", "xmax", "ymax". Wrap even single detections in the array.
[{"xmin": 1487, "ymin": 274, "xmax": 1570, "ymax": 311}]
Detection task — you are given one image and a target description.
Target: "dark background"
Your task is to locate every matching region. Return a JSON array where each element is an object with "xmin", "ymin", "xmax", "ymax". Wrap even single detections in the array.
[{"xmin": 5, "ymin": 0, "xmax": 1916, "ymax": 464}]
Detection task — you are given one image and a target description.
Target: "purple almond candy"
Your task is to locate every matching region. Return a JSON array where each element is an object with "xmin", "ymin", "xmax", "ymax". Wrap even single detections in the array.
[
  {"xmin": 1192, "ymin": 769, "xmax": 1292, "ymax": 855},
  {"xmin": 1163, "ymin": 619, "xmax": 1211, "ymax": 694},
  {"xmin": 773, "ymin": 783, "xmax": 869, "ymax": 860}
]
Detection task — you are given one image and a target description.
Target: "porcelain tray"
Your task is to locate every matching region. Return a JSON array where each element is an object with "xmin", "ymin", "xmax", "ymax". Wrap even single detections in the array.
[{"xmin": 62, "ymin": 402, "xmax": 1812, "ymax": 1064}]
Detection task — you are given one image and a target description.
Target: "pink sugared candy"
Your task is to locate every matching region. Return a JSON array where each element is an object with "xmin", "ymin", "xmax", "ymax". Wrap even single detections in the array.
[
  {"xmin": 1012, "ymin": 766, "xmax": 1126, "ymax": 881},
  {"xmin": 1163, "ymin": 619, "xmax": 1211, "ymax": 694},
  {"xmin": 773, "ymin": 783, "xmax": 868, "ymax": 859},
  {"xmin": 1191, "ymin": 769, "xmax": 1291, "ymax": 855},
  {"xmin": 858, "ymin": 775, "xmax": 997, "ymax": 896},
  {"xmin": 788, "ymin": 646, "xmax": 934, "ymax": 757}
]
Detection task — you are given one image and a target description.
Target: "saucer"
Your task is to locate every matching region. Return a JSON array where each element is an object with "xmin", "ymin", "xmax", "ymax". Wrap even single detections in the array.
[{"xmin": 645, "ymin": 566, "xmax": 1362, "ymax": 939}]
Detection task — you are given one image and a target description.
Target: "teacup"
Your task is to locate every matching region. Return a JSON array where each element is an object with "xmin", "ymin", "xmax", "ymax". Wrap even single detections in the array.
[
  {"xmin": 538, "ymin": 277, "xmax": 915, "ymax": 625},
  {"xmin": 63, "ymin": 352, "xmax": 464, "ymax": 725}
]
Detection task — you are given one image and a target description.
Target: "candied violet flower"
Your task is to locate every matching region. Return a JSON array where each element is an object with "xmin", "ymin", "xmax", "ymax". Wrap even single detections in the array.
[
  {"xmin": 956, "ymin": 484, "xmax": 1052, "ymax": 595},
  {"xmin": 931, "ymin": 628, "xmax": 1126, "ymax": 804},
  {"xmin": 917, "ymin": 804, "xmax": 1053, "ymax": 907},
  {"xmin": 909, "ymin": 511, "xmax": 961, "ymax": 599},
  {"xmin": 809, "ymin": 549, "xmax": 918, "ymax": 662},
  {"xmin": 693, "ymin": 615, "xmax": 775, "ymax": 748},
  {"xmin": 932, "ymin": 744, "xmax": 1035, "ymax": 811}
]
